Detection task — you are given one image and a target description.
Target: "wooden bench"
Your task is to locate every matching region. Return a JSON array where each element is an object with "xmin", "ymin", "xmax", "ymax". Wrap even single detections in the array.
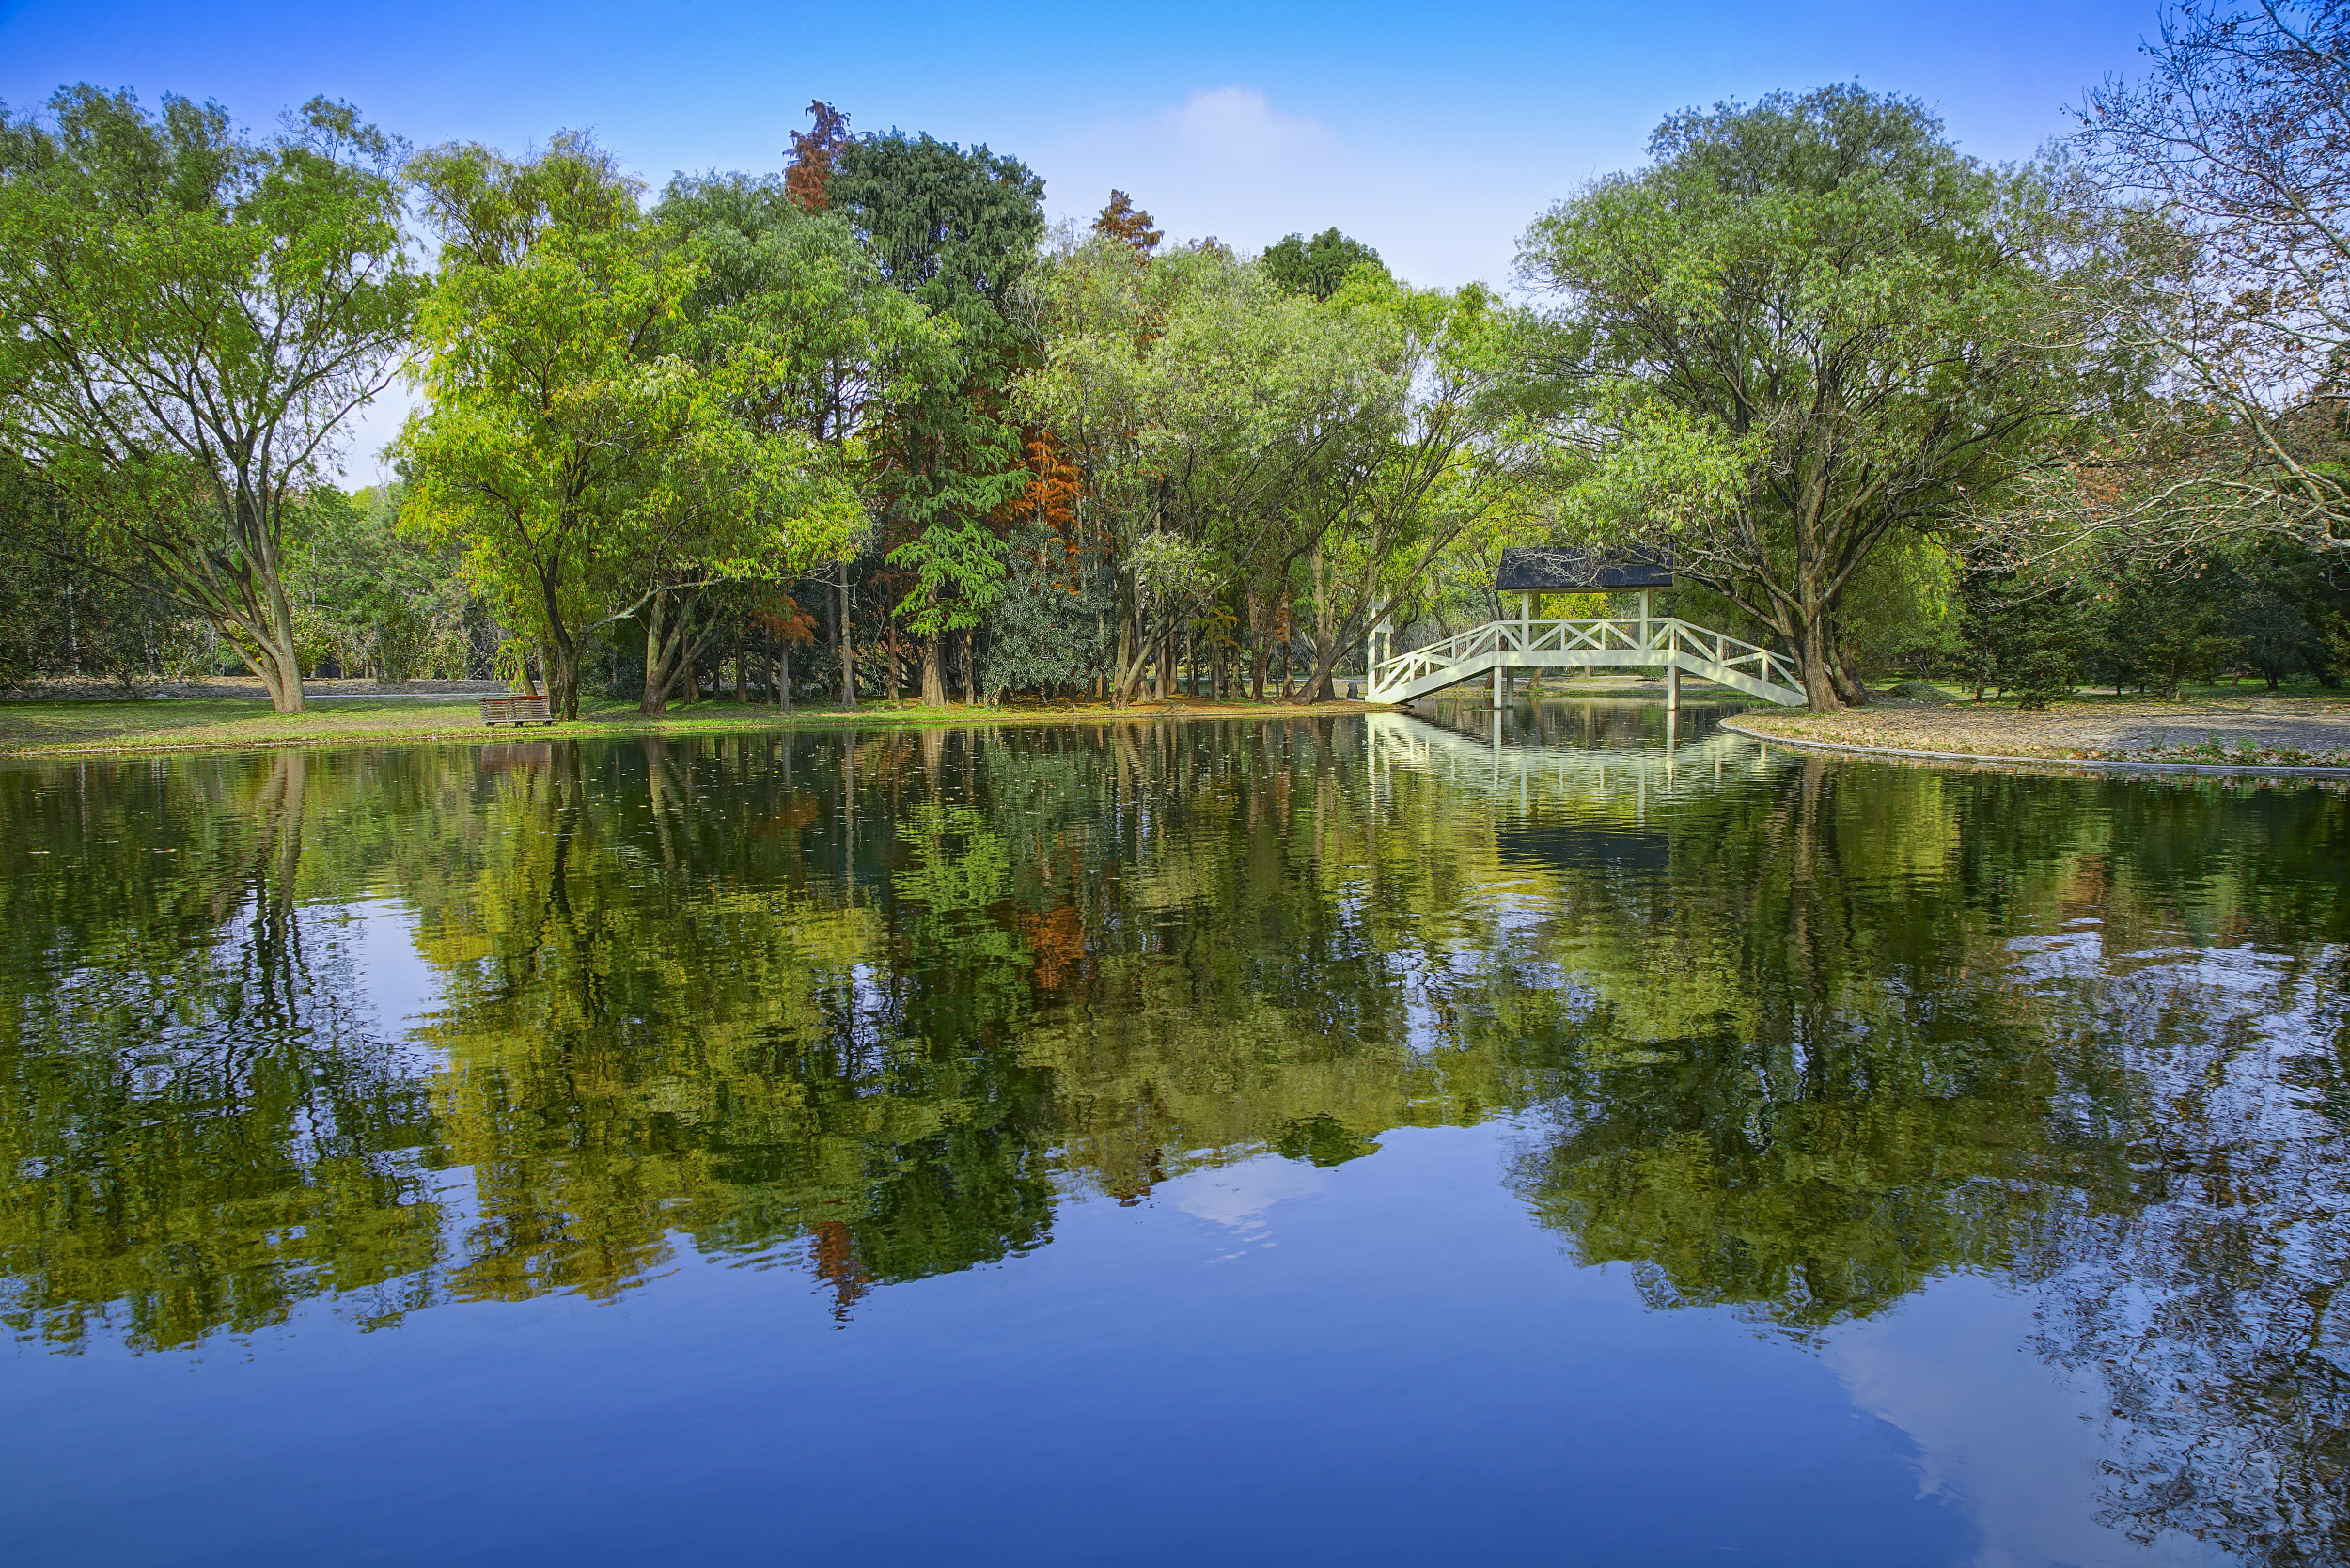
[{"xmin": 478, "ymin": 694, "xmax": 556, "ymax": 727}]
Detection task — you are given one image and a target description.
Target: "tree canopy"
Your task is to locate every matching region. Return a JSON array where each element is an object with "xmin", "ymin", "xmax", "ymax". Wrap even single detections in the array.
[
  {"xmin": 1260, "ymin": 227, "xmax": 1387, "ymax": 301},
  {"xmin": 1519, "ymin": 86, "xmax": 2126, "ymax": 709},
  {"xmin": 0, "ymin": 88, "xmax": 421, "ymax": 712}
]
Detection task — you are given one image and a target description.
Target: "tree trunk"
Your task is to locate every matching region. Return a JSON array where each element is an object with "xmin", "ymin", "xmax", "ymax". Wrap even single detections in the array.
[
  {"xmin": 838, "ymin": 573, "xmax": 856, "ymax": 710},
  {"xmin": 1831, "ymin": 650, "xmax": 1868, "ymax": 706},
  {"xmin": 239, "ymin": 621, "xmax": 307, "ymax": 714},
  {"xmin": 529, "ymin": 557, "xmax": 585, "ymax": 719},
  {"xmin": 254, "ymin": 576, "xmax": 307, "ymax": 713},
  {"xmin": 920, "ymin": 635, "xmax": 947, "ymax": 705},
  {"xmin": 641, "ymin": 594, "xmax": 675, "ymax": 718},
  {"xmin": 1246, "ymin": 591, "xmax": 1269, "ymax": 700},
  {"xmin": 1310, "ymin": 541, "xmax": 1335, "ymax": 700},
  {"xmin": 1794, "ymin": 614, "xmax": 1842, "ymax": 711},
  {"xmin": 1110, "ymin": 592, "xmax": 1148, "ymax": 705},
  {"xmin": 542, "ymin": 646, "xmax": 580, "ymax": 721}
]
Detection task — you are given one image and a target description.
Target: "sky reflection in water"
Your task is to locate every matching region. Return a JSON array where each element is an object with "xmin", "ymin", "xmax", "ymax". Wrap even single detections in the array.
[{"xmin": 2, "ymin": 704, "xmax": 2343, "ymax": 1567}]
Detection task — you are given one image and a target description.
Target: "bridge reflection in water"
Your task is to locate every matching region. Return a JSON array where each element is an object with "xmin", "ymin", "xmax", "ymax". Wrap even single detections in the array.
[{"xmin": 1366, "ymin": 702, "xmax": 1764, "ymax": 823}]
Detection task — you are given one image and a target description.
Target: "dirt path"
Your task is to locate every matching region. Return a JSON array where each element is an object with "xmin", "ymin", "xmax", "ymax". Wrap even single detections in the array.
[{"xmin": 1729, "ymin": 693, "xmax": 2350, "ymax": 768}]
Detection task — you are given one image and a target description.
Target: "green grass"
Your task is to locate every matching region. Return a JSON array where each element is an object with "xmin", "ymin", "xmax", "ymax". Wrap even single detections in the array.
[{"xmin": 0, "ymin": 692, "xmax": 1375, "ymax": 760}]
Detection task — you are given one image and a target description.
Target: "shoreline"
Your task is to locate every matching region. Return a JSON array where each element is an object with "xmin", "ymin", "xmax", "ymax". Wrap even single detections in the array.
[
  {"xmin": 0, "ymin": 694, "xmax": 1402, "ymax": 762},
  {"xmin": 16, "ymin": 681, "xmax": 2350, "ymax": 780},
  {"xmin": 1720, "ymin": 717, "xmax": 2350, "ymax": 779}
]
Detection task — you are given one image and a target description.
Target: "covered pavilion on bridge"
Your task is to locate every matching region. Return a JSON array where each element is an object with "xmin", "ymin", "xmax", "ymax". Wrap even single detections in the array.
[{"xmin": 1495, "ymin": 545, "xmax": 1674, "ymax": 622}]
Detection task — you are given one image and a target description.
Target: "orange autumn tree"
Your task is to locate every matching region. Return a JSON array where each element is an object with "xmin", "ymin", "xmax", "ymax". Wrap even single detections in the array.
[
  {"xmin": 1094, "ymin": 190, "xmax": 1162, "ymax": 255},
  {"xmin": 785, "ymin": 102, "xmax": 852, "ymax": 212},
  {"xmin": 972, "ymin": 196, "xmax": 1168, "ymax": 703},
  {"xmin": 980, "ymin": 430, "xmax": 1112, "ymax": 700},
  {"xmin": 750, "ymin": 598, "xmax": 818, "ymax": 710},
  {"xmin": 1016, "ymin": 431, "xmax": 1084, "ymax": 574}
]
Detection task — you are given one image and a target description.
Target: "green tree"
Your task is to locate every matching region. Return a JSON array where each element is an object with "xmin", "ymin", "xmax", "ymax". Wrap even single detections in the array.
[
  {"xmin": 0, "ymin": 88, "xmax": 422, "ymax": 713},
  {"xmin": 647, "ymin": 170, "xmax": 949, "ymax": 714},
  {"xmin": 1521, "ymin": 86, "xmax": 2123, "ymax": 709},
  {"xmin": 0, "ymin": 455, "xmax": 203, "ymax": 689},
  {"xmin": 1953, "ymin": 563, "xmax": 2088, "ymax": 706},
  {"xmin": 287, "ymin": 483, "xmax": 481, "ymax": 682},
  {"xmin": 832, "ymin": 131, "xmax": 1046, "ymax": 703},
  {"xmin": 1294, "ymin": 268, "xmax": 1553, "ymax": 701},
  {"xmin": 1260, "ymin": 227, "xmax": 1386, "ymax": 301},
  {"xmin": 399, "ymin": 134, "xmax": 667, "ymax": 715},
  {"xmin": 1019, "ymin": 238, "xmax": 1380, "ymax": 701},
  {"xmin": 2100, "ymin": 555, "xmax": 2239, "ymax": 698},
  {"xmin": 2221, "ymin": 535, "xmax": 2340, "ymax": 689},
  {"xmin": 400, "ymin": 134, "xmax": 856, "ymax": 719},
  {"xmin": 1022, "ymin": 237, "xmax": 1544, "ymax": 703}
]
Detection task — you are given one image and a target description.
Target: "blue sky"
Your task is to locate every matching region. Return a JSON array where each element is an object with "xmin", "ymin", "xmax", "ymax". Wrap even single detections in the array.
[{"xmin": 1, "ymin": 0, "xmax": 2173, "ymax": 474}]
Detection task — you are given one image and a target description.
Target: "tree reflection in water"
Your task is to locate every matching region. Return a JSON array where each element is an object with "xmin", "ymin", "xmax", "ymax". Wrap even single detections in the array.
[{"xmin": 0, "ymin": 713, "xmax": 2344, "ymax": 1561}]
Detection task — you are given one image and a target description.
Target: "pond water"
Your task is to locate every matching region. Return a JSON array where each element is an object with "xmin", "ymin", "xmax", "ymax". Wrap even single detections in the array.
[{"xmin": 3, "ymin": 705, "xmax": 2346, "ymax": 1567}]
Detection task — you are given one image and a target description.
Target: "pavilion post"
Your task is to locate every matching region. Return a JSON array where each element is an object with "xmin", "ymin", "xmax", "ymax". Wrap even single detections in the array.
[{"xmin": 1523, "ymin": 592, "xmax": 1541, "ymax": 699}]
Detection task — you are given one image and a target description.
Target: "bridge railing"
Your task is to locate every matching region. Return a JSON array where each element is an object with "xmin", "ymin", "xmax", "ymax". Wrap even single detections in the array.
[
  {"xmin": 1664, "ymin": 619, "xmax": 1803, "ymax": 694},
  {"xmin": 1370, "ymin": 617, "xmax": 1802, "ymax": 699}
]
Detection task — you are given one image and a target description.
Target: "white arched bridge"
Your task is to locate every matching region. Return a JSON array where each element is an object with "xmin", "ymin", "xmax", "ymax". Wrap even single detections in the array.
[{"xmin": 1364, "ymin": 547, "xmax": 1807, "ymax": 709}]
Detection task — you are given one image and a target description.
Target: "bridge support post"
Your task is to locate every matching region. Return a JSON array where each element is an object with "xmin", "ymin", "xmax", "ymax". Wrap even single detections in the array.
[
  {"xmin": 1666, "ymin": 663, "xmax": 1680, "ymax": 712},
  {"xmin": 1493, "ymin": 660, "xmax": 1503, "ymax": 710}
]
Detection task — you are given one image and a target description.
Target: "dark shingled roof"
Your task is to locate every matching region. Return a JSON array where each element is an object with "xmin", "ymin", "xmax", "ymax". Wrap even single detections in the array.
[{"xmin": 1495, "ymin": 545, "xmax": 1674, "ymax": 591}]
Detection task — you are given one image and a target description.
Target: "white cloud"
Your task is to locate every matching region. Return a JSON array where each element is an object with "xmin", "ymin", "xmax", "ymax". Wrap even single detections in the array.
[
  {"xmin": 1166, "ymin": 86, "xmax": 1338, "ymax": 165},
  {"xmin": 1825, "ymin": 1276, "xmax": 2237, "ymax": 1568},
  {"xmin": 1166, "ymin": 1154, "xmax": 1330, "ymax": 1231}
]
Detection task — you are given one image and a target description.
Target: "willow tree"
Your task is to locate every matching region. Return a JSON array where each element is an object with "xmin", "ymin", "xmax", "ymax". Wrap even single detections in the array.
[
  {"xmin": 0, "ymin": 89, "xmax": 420, "ymax": 712},
  {"xmin": 1520, "ymin": 86, "xmax": 2117, "ymax": 709},
  {"xmin": 1295, "ymin": 270, "xmax": 1553, "ymax": 700}
]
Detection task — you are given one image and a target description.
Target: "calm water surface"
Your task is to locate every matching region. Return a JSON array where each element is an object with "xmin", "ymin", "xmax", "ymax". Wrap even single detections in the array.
[{"xmin": 4, "ymin": 705, "xmax": 2346, "ymax": 1567}]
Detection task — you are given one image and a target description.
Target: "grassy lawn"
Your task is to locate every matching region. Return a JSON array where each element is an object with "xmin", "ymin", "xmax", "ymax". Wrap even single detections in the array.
[{"xmin": 0, "ymin": 692, "xmax": 1384, "ymax": 760}]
